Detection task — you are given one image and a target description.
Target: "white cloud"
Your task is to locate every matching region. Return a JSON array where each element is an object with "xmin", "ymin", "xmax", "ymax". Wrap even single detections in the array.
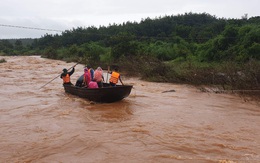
[{"xmin": 0, "ymin": 0, "xmax": 259, "ymax": 38}]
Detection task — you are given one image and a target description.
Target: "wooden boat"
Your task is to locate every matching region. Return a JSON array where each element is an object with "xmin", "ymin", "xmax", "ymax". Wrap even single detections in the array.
[{"xmin": 63, "ymin": 83, "xmax": 133, "ymax": 103}]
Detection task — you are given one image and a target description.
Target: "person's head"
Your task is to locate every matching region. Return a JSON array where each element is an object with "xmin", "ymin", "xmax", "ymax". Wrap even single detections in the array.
[
  {"xmin": 63, "ymin": 68, "xmax": 68, "ymax": 73},
  {"xmin": 114, "ymin": 67, "xmax": 118, "ymax": 72},
  {"xmin": 87, "ymin": 65, "xmax": 92, "ymax": 69},
  {"xmin": 84, "ymin": 67, "xmax": 88, "ymax": 72},
  {"xmin": 97, "ymin": 67, "xmax": 102, "ymax": 71}
]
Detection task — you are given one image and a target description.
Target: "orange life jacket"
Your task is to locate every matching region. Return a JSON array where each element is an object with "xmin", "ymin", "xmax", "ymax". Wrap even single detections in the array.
[
  {"xmin": 109, "ymin": 72, "xmax": 120, "ymax": 84},
  {"xmin": 62, "ymin": 74, "xmax": 70, "ymax": 83}
]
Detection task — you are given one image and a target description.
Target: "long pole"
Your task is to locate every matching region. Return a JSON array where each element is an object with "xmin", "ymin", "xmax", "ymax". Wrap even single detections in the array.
[
  {"xmin": 39, "ymin": 62, "xmax": 80, "ymax": 89},
  {"xmin": 106, "ymin": 66, "xmax": 110, "ymax": 83}
]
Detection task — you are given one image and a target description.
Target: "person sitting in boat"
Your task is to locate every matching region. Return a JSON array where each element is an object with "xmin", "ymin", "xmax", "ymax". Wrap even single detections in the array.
[
  {"xmin": 94, "ymin": 67, "xmax": 104, "ymax": 88},
  {"xmin": 83, "ymin": 67, "xmax": 91, "ymax": 87},
  {"xmin": 109, "ymin": 67, "xmax": 124, "ymax": 87},
  {"xmin": 60, "ymin": 67, "xmax": 75, "ymax": 85},
  {"xmin": 75, "ymin": 74, "xmax": 84, "ymax": 87},
  {"xmin": 88, "ymin": 79, "xmax": 98, "ymax": 88}
]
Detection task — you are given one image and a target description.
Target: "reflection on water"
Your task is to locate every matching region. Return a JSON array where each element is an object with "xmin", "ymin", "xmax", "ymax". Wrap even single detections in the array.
[{"xmin": 0, "ymin": 56, "xmax": 259, "ymax": 163}]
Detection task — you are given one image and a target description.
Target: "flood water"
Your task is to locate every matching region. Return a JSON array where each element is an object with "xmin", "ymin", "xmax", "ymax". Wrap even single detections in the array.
[{"xmin": 0, "ymin": 56, "xmax": 259, "ymax": 163}]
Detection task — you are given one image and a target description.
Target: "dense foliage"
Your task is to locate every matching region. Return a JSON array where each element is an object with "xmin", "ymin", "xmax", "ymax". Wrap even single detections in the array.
[{"xmin": 1, "ymin": 13, "xmax": 260, "ymax": 91}]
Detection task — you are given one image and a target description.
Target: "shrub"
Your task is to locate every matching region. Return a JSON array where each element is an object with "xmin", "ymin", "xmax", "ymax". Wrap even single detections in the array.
[{"xmin": 0, "ymin": 58, "xmax": 6, "ymax": 63}]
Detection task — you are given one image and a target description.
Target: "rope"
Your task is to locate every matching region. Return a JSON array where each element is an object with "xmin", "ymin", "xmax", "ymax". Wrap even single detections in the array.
[{"xmin": 0, "ymin": 24, "xmax": 63, "ymax": 32}]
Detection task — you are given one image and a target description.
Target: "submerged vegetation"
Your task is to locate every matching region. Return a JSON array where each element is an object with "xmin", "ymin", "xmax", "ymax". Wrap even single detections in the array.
[
  {"xmin": 0, "ymin": 13, "xmax": 259, "ymax": 95},
  {"xmin": 0, "ymin": 58, "xmax": 6, "ymax": 63}
]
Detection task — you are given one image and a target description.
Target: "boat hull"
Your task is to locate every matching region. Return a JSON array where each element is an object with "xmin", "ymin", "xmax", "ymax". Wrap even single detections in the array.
[{"xmin": 63, "ymin": 84, "xmax": 133, "ymax": 103}]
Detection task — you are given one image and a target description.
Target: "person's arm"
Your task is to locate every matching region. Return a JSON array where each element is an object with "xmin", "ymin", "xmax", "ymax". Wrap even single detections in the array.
[
  {"xmin": 119, "ymin": 76, "xmax": 124, "ymax": 85},
  {"xmin": 69, "ymin": 67, "xmax": 75, "ymax": 76},
  {"xmin": 83, "ymin": 74, "xmax": 86, "ymax": 86}
]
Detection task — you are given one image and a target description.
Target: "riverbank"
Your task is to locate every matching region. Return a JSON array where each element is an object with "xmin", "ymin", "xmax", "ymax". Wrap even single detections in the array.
[{"xmin": 102, "ymin": 56, "xmax": 260, "ymax": 101}]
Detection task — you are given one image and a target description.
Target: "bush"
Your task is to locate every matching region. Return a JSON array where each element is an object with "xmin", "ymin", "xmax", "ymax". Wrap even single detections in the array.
[{"xmin": 0, "ymin": 58, "xmax": 6, "ymax": 63}]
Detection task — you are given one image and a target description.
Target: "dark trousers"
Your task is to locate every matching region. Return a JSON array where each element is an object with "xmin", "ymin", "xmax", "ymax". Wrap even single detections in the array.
[
  {"xmin": 110, "ymin": 82, "xmax": 116, "ymax": 87},
  {"xmin": 97, "ymin": 81, "xmax": 103, "ymax": 88}
]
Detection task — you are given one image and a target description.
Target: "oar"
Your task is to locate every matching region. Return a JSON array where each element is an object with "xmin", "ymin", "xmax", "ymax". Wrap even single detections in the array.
[{"xmin": 39, "ymin": 62, "xmax": 80, "ymax": 89}]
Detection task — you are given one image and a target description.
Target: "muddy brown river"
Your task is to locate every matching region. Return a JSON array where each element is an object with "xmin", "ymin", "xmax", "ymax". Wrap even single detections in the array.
[{"xmin": 0, "ymin": 56, "xmax": 259, "ymax": 163}]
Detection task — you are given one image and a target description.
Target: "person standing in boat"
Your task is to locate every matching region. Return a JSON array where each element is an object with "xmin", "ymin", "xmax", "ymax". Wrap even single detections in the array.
[
  {"xmin": 83, "ymin": 66, "xmax": 91, "ymax": 87},
  {"xmin": 60, "ymin": 67, "xmax": 75, "ymax": 85},
  {"xmin": 94, "ymin": 67, "xmax": 104, "ymax": 88},
  {"xmin": 109, "ymin": 67, "xmax": 124, "ymax": 86},
  {"xmin": 87, "ymin": 65, "xmax": 95, "ymax": 81}
]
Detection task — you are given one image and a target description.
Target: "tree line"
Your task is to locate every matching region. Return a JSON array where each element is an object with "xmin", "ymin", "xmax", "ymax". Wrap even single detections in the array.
[{"xmin": 1, "ymin": 12, "xmax": 259, "ymax": 92}]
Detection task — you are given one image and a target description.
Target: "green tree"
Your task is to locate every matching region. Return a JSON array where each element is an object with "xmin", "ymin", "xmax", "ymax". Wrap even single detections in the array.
[
  {"xmin": 81, "ymin": 42, "xmax": 107, "ymax": 62},
  {"xmin": 109, "ymin": 32, "xmax": 138, "ymax": 60},
  {"xmin": 15, "ymin": 40, "xmax": 23, "ymax": 51}
]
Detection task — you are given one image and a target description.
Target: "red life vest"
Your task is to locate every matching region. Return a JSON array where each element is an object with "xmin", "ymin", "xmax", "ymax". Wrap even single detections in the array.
[
  {"xmin": 84, "ymin": 71, "xmax": 91, "ymax": 86},
  {"xmin": 62, "ymin": 74, "xmax": 70, "ymax": 83},
  {"xmin": 109, "ymin": 72, "xmax": 120, "ymax": 84}
]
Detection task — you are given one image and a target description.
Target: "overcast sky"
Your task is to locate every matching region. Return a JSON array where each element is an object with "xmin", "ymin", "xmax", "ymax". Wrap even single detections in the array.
[{"xmin": 0, "ymin": 0, "xmax": 259, "ymax": 39}]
